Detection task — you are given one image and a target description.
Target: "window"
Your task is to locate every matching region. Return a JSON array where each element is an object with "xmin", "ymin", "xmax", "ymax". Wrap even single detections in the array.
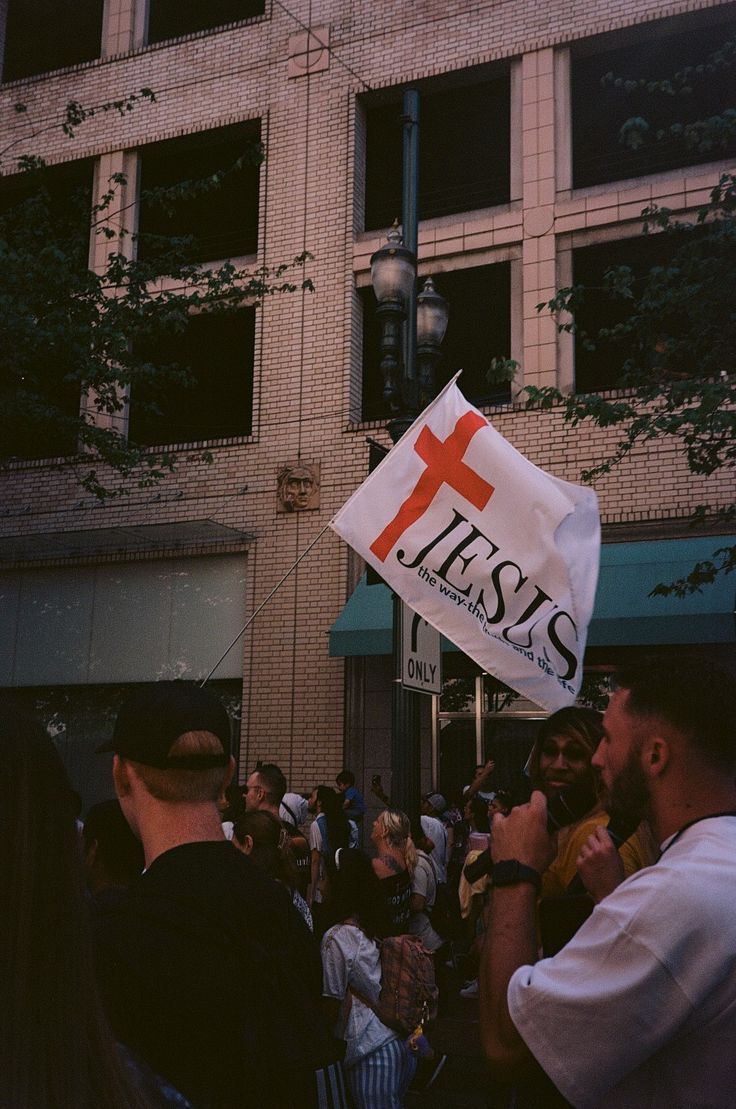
[
  {"xmin": 5, "ymin": 678, "xmax": 241, "ymax": 811},
  {"xmin": 435, "ymin": 664, "xmax": 543, "ymax": 802},
  {"xmin": 360, "ymin": 262, "xmax": 511, "ymax": 421},
  {"xmin": 572, "ymin": 234, "xmax": 681, "ymax": 393},
  {"xmin": 1, "ymin": 0, "xmax": 103, "ymax": 82},
  {"xmin": 136, "ymin": 122, "xmax": 261, "ymax": 267},
  {"xmin": 0, "ymin": 156, "xmax": 93, "ymax": 235},
  {"xmin": 0, "ymin": 158, "xmax": 94, "ymax": 460},
  {"xmin": 128, "ymin": 309, "xmax": 255, "ymax": 446},
  {"xmin": 147, "ymin": 0, "xmax": 265, "ymax": 44},
  {"xmin": 362, "ymin": 74, "xmax": 510, "ymax": 231},
  {"xmin": 572, "ymin": 16, "xmax": 736, "ymax": 189}
]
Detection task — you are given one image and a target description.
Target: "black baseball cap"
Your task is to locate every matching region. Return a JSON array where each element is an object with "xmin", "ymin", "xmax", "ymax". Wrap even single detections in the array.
[{"xmin": 97, "ymin": 682, "xmax": 231, "ymax": 769}]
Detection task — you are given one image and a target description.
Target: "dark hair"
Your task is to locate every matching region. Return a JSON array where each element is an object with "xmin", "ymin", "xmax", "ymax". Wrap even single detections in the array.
[
  {"xmin": 83, "ymin": 800, "xmax": 144, "ymax": 888},
  {"xmin": 529, "ymin": 706, "xmax": 604, "ymax": 792},
  {"xmin": 493, "ymin": 789, "xmax": 513, "ymax": 814},
  {"xmin": 0, "ymin": 705, "xmax": 150, "ymax": 1109},
  {"xmin": 253, "ymin": 762, "xmax": 287, "ymax": 804},
  {"xmin": 222, "ymin": 779, "xmax": 246, "ymax": 824},
  {"xmin": 409, "ymin": 815, "xmax": 430, "ymax": 853},
  {"xmin": 466, "ymin": 795, "xmax": 490, "ymax": 832},
  {"xmin": 314, "ymin": 785, "xmax": 351, "ymax": 853},
  {"xmin": 232, "ymin": 810, "xmax": 298, "ymax": 890},
  {"xmin": 336, "ymin": 769, "xmax": 355, "ymax": 787},
  {"xmin": 327, "ymin": 849, "xmax": 388, "ymax": 939},
  {"xmin": 615, "ymin": 660, "xmax": 736, "ymax": 771}
]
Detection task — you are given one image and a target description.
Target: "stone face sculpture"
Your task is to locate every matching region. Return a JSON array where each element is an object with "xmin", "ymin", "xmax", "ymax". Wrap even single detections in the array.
[{"xmin": 276, "ymin": 461, "xmax": 320, "ymax": 512}]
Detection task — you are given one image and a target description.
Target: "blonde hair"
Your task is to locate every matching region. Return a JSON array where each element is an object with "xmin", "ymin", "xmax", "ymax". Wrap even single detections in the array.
[
  {"xmin": 375, "ymin": 809, "xmax": 417, "ymax": 875},
  {"xmin": 130, "ymin": 731, "xmax": 230, "ymax": 803}
]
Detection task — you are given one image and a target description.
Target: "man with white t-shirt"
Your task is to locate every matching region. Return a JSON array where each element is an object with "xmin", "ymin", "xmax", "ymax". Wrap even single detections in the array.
[
  {"xmin": 479, "ymin": 661, "xmax": 736, "ymax": 1108},
  {"xmin": 420, "ymin": 792, "xmax": 450, "ymax": 884}
]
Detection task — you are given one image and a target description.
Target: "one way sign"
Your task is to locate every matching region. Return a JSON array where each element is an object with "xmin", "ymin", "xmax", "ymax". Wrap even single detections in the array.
[{"xmin": 401, "ymin": 603, "xmax": 442, "ymax": 695}]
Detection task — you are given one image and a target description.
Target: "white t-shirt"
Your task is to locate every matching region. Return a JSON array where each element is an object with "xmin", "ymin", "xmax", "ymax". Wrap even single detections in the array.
[
  {"xmin": 408, "ymin": 851, "xmax": 443, "ymax": 952},
  {"xmin": 508, "ymin": 816, "xmax": 736, "ymax": 1108},
  {"xmin": 280, "ymin": 793, "xmax": 309, "ymax": 827},
  {"xmin": 420, "ymin": 814, "xmax": 448, "ymax": 883},
  {"xmin": 321, "ymin": 923, "xmax": 397, "ymax": 1066},
  {"xmin": 308, "ymin": 816, "xmax": 359, "ymax": 902}
]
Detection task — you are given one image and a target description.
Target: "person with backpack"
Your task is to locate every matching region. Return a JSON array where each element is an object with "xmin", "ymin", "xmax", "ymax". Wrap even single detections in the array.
[
  {"xmin": 407, "ymin": 821, "xmax": 445, "ymax": 954},
  {"xmin": 370, "ymin": 808, "xmax": 415, "ymax": 936},
  {"xmin": 308, "ymin": 785, "xmax": 358, "ymax": 933},
  {"xmin": 243, "ymin": 762, "xmax": 311, "ymax": 897},
  {"xmin": 321, "ymin": 849, "xmax": 417, "ymax": 1107}
]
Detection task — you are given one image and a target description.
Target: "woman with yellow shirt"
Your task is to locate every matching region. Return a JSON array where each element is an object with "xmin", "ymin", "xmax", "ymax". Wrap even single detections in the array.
[{"xmin": 528, "ymin": 705, "xmax": 655, "ymax": 899}]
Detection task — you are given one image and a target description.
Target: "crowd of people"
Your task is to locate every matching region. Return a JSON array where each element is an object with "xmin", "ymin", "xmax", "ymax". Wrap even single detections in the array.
[{"xmin": 2, "ymin": 659, "xmax": 734, "ymax": 1108}]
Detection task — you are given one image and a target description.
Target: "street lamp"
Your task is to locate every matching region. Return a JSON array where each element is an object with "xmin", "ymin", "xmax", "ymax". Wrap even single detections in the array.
[
  {"xmin": 416, "ymin": 276, "xmax": 449, "ymax": 399},
  {"xmin": 370, "ymin": 227, "xmax": 448, "ymax": 437},
  {"xmin": 369, "ymin": 222, "xmax": 449, "ymax": 823}
]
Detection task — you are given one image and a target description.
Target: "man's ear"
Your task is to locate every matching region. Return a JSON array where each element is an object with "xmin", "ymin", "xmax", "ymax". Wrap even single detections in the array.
[{"xmin": 644, "ymin": 735, "xmax": 670, "ymax": 779}]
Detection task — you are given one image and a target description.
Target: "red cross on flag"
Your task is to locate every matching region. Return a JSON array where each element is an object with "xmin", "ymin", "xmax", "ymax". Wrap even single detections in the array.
[{"xmin": 331, "ymin": 375, "xmax": 600, "ymax": 712}]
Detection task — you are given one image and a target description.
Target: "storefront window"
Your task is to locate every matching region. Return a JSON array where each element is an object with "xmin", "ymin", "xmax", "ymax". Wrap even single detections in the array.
[{"xmin": 432, "ymin": 660, "xmax": 614, "ymax": 801}]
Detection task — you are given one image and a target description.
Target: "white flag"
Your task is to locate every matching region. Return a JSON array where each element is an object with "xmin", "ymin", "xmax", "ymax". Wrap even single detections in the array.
[{"xmin": 331, "ymin": 376, "xmax": 600, "ymax": 712}]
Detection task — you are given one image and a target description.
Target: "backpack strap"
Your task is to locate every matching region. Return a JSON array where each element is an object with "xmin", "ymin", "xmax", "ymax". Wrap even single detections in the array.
[{"xmin": 282, "ymin": 801, "xmax": 299, "ymax": 826}]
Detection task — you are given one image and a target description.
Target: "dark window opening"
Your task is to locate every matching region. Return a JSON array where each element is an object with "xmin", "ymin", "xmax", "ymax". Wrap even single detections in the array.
[
  {"xmin": 0, "ymin": 156, "xmax": 93, "ymax": 242},
  {"xmin": 0, "ymin": 159, "xmax": 94, "ymax": 461},
  {"xmin": 573, "ymin": 234, "xmax": 683, "ymax": 393},
  {"xmin": 360, "ymin": 262, "xmax": 511, "ymax": 421},
  {"xmin": 573, "ymin": 18, "xmax": 736, "ymax": 189},
  {"xmin": 136, "ymin": 122, "xmax": 260, "ymax": 267},
  {"xmin": 128, "ymin": 309, "xmax": 255, "ymax": 446},
  {"xmin": 147, "ymin": 0, "xmax": 265, "ymax": 44},
  {"xmin": 2, "ymin": 358, "xmax": 82, "ymax": 460},
  {"xmin": 363, "ymin": 77, "xmax": 510, "ymax": 231},
  {"xmin": 2, "ymin": 0, "xmax": 103, "ymax": 82}
]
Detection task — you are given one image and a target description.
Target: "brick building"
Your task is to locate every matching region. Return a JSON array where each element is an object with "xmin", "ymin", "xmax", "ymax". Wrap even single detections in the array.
[{"xmin": 0, "ymin": 0, "xmax": 733, "ymax": 810}]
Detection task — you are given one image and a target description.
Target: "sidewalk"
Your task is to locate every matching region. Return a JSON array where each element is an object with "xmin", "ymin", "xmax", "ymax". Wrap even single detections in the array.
[{"xmin": 405, "ymin": 964, "xmax": 509, "ymax": 1109}]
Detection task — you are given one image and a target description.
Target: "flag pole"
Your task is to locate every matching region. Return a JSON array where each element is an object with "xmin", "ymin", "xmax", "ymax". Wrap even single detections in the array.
[{"xmin": 199, "ymin": 522, "xmax": 333, "ymax": 686}]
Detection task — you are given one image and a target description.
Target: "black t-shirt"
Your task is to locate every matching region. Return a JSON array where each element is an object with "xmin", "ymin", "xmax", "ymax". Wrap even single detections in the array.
[
  {"xmin": 93, "ymin": 840, "xmax": 324, "ymax": 1109},
  {"xmin": 282, "ymin": 820, "xmax": 310, "ymax": 897},
  {"xmin": 378, "ymin": 869, "xmax": 412, "ymax": 935}
]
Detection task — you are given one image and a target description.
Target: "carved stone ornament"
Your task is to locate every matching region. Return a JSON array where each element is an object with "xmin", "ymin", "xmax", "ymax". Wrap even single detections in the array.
[{"xmin": 276, "ymin": 461, "xmax": 320, "ymax": 513}]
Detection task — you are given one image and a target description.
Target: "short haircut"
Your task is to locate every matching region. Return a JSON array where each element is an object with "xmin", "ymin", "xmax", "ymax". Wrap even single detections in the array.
[
  {"xmin": 232, "ymin": 810, "xmax": 298, "ymax": 889},
  {"xmin": 336, "ymin": 770, "xmax": 355, "ymax": 787},
  {"xmin": 130, "ymin": 731, "xmax": 230, "ymax": 803},
  {"xmin": 615, "ymin": 660, "xmax": 736, "ymax": 772},
  {"xmin": 253, "ymin": 762, "xmax": 287, "ymax": 804}
]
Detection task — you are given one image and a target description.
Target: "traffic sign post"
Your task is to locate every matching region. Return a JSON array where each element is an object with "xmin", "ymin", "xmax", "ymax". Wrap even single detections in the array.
[{"xmin": 401, "ymin": 602, "xmax": 442, "ymax": 694}]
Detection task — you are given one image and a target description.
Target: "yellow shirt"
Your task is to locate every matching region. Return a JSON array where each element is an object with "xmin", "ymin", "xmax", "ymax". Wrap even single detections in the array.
[{"xmin": 541, "ymin": 809, "xmax": 657, "ymax": 898}]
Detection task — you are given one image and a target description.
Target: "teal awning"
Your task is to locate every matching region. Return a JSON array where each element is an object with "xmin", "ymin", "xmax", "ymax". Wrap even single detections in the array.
[{"xmin": 329, "ymin": 536, "xmax": 735, "ymax": 656}]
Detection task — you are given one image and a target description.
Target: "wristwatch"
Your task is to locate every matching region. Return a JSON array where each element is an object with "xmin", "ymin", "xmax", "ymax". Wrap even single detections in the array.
[{"xmin": 491, "ymin": 859, "xmax": 542, "ymax": 890}]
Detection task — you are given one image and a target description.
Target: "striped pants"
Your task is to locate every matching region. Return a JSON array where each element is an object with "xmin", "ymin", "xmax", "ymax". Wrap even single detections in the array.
[{"xmin": 347, "ymin": 1037, "xmax": 417, "ymax": 1108}]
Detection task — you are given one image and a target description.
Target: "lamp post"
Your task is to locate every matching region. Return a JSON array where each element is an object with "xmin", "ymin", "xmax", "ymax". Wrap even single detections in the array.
[
  {"xmin": 370, "ymin": 231, "xmax": 449, "ymax": 435},
  {"xmin": 369, "ymin": 94, "xmax": 448, "ymax": 821}
]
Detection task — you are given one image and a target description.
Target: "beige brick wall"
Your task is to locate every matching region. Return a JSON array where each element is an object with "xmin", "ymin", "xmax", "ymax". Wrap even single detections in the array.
[{"xmin": 0, "ymin": 0, "xmax": 733, "ymax": 790}]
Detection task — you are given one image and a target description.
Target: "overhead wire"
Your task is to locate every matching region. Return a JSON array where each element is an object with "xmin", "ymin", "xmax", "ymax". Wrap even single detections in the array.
[{"xmin": 0, "ymin": 0, "xmax": 379, "ymax": 165}]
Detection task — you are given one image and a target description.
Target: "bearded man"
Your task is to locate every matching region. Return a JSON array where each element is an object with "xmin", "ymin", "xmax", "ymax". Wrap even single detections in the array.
[{"xmin": 479, "ymin": 660, "xmax": 736, "ymax": 1108}]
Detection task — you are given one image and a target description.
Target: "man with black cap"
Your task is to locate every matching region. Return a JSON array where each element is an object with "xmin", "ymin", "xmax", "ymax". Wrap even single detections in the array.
[{"xmin": 93, "ymin": 682, "xmax": 330, "ymax": 1109}]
